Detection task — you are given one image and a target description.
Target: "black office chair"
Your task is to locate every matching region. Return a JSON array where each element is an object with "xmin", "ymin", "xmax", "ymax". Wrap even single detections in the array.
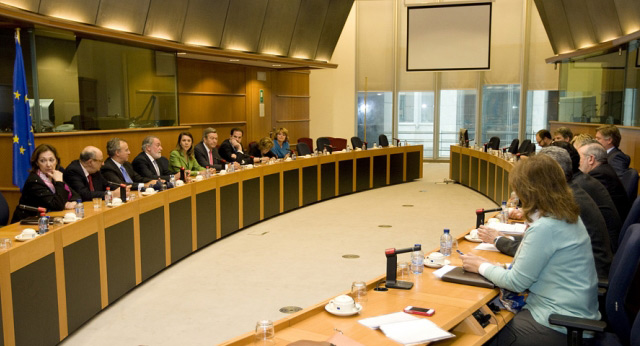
[
  {"xmin": 549, "ymin": 225, "xmax": 640, "ymax": 345},
  {"xmin": 620, "ymin": 168, "xmax": 639, "ymax": 203},
  {"xmin": 351, "ymin": 136, "xmax": 364, "ymax": 149},
  {"xmin": 316, "ymin": 137, "xmax": 333, "ymax": 153},
  {"xmin": 518, "ymin": 139, "xmax": 535, "ymax": 155},
  {"xmin": 620, "ymin": 197, "xmax": 640, "ymax": 250},
  {"xmin": 0, "ymin": 191, "xmax": 9, "ymax": 227},
  {"xmin": 296, "ymin": 142, "xmax": 312, "ymax": 156},
  {"xmin": 379, "ymin": 134, "xmax": 389, "ymax": 147},
  {"xmin": 508, "ymin": 139, "xmax": 519, "ymax": 154},
  {"xmin": 488, "ymin": 136, "xmax": 500, "ymax": 150}
]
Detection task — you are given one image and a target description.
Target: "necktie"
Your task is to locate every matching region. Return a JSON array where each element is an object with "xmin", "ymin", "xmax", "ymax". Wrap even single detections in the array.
[
  {"xmin": 209, "ymin": 150, "xmax": 213, "ymax": 165},
  {"xmin": 120, "ymin": 165, "xmax": 133, "ymax": 183},
  {"xmin": 88, "ymin": 174, "xmax": 94, "ymax": 191},
  {"xmin": 152, "ymin": 160, "xmax": 160, "ymax": 176}
]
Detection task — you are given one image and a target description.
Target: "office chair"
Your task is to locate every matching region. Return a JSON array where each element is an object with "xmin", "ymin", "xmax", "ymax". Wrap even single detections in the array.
[
  {"xmin": 0, "ymin": 191, "xmax": 9, "ymax": 227},
  {"xmin": 549, "ymin": 225, "xmax": 640, "ymax": 345},
  {"xmin": 619, "ymin": 168, "xmax": 639, "ymax": 203},
  {"xmin": 330, "ymin": 138, "xmax": 347, "ymax": 151},
  {"xmin": 631, "ymin": 313, "xmax": 640, "ymax": 346},
  {"xmin": 488, "ymin": 136, "xmax": 500, "ymax": 150},
  {"xmin": 620, "ymin": 197, "xmax": 640, "ymax": 250},
  {"xmin": 508, "ymin": 139, "xmax": 519, "ymax": 154},
  {"xmin": 351, "ymin": 136, "xmax": 365, "ymax": 149},
  {"xmin": 295, "ymin": 142, "xmax": 312, "ymax": 156},
  {"xmin": 316, "ymin": 137, "xmax": 333, "ymax": 153},
  {"xmin": 379, "ymin": 134, "xmax": 389, "ymax": 147},
  {"xmin": 518, "ymin": 139, "xmax": 535, "ymax": 155},
  {"xmin": 297, "ymin": 137, "xmax": 313, "ymax": 153}
]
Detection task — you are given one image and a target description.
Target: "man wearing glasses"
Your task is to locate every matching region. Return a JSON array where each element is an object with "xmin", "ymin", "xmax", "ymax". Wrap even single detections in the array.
[{"xmin": 64, "ymin": 146, "xmax": 123, "ymax": 201}]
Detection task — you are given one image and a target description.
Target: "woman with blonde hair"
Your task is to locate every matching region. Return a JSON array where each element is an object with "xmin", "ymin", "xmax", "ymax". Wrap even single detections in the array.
[
  {"xmin": 250, "ymin": 137, "xmax": 276, "ymax": 162},
  {"xmin": 461, "ymin": 155, "xmax": 599, "ymax": 345},
  {"xmin": 271, "ymin": 127, "xmax": 290, "ymax": 159}
]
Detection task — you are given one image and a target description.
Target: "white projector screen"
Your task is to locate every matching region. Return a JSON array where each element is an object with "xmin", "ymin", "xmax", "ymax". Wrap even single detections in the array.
[{"xmin": 407, "ymin": 2, "xmax": 492, "ymax": 71}]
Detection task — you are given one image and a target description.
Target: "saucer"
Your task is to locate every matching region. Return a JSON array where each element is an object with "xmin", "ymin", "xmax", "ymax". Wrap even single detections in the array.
[
  {"xmin": 15, "ymin": 234, "xmax": 38, "ymax": 242},
  {"xmin": 108, "ymin": 203, "xmax": 123, "ymax": 207},
  {"xmin": 63, "ymin": 218, "xmax": 77, "ymax": 224},
  {"xmin": 141, "ymin": 191, "xmax": 156, "ymax": 196},
  {"xmin": 324, "ymin": 303, "xmax": 362, "ymax": 316},
  {"xmin": 464, "ymin": 235, "xmax": 482, "ymax": 243},
  {"xmin": 424, "ymin": 259, "xmax": 451, "ymax": 268}
]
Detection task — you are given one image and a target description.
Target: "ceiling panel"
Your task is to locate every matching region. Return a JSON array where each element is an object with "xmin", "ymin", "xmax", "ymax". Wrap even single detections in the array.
[
  {"xmin": 257, "ymin": 0, "xmax": 301, "ymax": 56},
  {"xmin": 220, "ymin": 0, "xmax": 268, "ymax": 52},
  {"xmin": 561, "ymin": 0, "xmax": 597, "ymax": 49},
  {"xmin": 613, "ymin": 0, "xmax": 640, "ymax": 34},
  {"xmin": 585, "ymin": 0, "xmax": 622, "ymax": 42},
  {"xmin": 0, "ymin": 0, "xmax": 41, "ymax": 12},
  {"xmin": 315, "ymin": 0, "xmax": 354, "ymax": 62},
  {"xmin": 39, "ymin": 0, "xmax": 100, "ymax": 24},
  {"xmin": 534, "ymin": 0, "xmax": 576, "ymax": 54},
  {"xmin": 181, "ymin": 0, "xmax": 229, "ymax": 47},
  {"xmin": 143, "ymin": 0, "xmax": 188, "ymax": 41},
  {"xmin": 288, "ymin": 0, "xmax": 330, "ymax": 59},
  {"xmin": 96, "ymin": 0, "xmax": 150, "ymax": 34}
]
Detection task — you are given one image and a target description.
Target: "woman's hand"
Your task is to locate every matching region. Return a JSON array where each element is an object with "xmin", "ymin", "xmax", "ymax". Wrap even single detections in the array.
[
  {"xmin": 65, "ymin": 201, "xmax": 77, "ymax": 210},
  {"xmin": 460, "ymin": 254, "xmax": 491, "ymax": 273},
  {"xmin": 48, "ymin": 170, "xmax": 64, "ymax": 182},
  {"xmin": 477, "ymin": 225, "xmax": 503, "ymax": 244},
  {"xmin": 509, "ymin": 208, "xmax": 524, "ymax": 220}
]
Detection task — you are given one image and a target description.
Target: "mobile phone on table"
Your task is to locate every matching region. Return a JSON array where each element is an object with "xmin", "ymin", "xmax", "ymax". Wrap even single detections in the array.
[{"xmin": 403, "ymin": 306, "xmax": 435, "ymax": 316}]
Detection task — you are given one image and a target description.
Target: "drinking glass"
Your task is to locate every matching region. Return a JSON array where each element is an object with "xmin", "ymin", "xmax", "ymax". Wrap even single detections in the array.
[
  {"xmin": 0, "ymin": 238, "xmax": 11, "ymax": 250},
  {"xmin": 397, "ymin": 262, "xmax": 410, "ymax": 281},
  {"xmin": 92, "ymin": 197, "xmax": 102, "ymax": 210},
  {"xmin": 254, "ymin": 320, "xmax": 275, "ymax": 345},
  {"xmin": 351, "ymin": 281, "xmax": 368, "ymax": 306}
]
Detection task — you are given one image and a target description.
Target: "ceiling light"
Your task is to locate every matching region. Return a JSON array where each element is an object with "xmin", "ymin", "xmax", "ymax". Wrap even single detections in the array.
[
  {"xmin": 272, "ymin": 64, "xmax": 281, "ymax": 67},
  {"xmin": 229, "ymin": 59, "xmax": 240, "ymax": 62}
]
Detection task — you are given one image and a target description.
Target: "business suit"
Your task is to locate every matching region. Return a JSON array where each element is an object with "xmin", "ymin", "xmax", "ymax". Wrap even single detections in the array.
[
  {"xmin": 12, "ymin": 171, "xmax": 79, "ymax": 222},
  {"xmin": 169, "ymin": 150, "xmax": 204, "ymax": 175},
  {"xmin": 588, "ymin": 162, "xmax": 630, "ymax": 222},
  {"xmin": 132, "ymin": 152, "xmax": 172, "ymax": 181},
  {"xmin": 219, "ymin": 139, "xmax": 252, "ymax": 164},
  {"xmin": 194, "ymin": 141, "xmax": 224, "ymax": 171},
  {"xmin": 101, "ymin": 158, "xmax": 151, "ymax": 190},
  {"xmin": 607, "ymin": 147, "xmax": 631, "ymax": 177},
  {"xmin": 63, "ymin": 160, "xmax": 112, "ymax": 201}
]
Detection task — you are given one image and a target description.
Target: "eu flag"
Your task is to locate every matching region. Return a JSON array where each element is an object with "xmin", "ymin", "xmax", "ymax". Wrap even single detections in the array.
[{"xmin": 12, "ymin": 30, "xmax": 35, "ymax": 190}]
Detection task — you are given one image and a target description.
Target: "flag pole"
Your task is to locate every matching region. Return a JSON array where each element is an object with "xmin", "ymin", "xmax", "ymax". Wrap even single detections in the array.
[
  {"xmin": 15, "ymin": 28, "xmax": 20, "ymax": 44},
  {"xmin": 363, "ymin": 77, "xmax": 368, "ymax": 143}
]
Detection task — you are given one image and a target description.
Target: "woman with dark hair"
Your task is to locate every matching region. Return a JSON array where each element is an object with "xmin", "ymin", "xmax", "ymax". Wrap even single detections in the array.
[
  {"xmin": 169, "ymin": 132, "xmax": 205, "ymax": 176},
  {"xmin": 12, "ymin": 144, "xmax": 78, "ymax": 222},
  {"xmin": 461, "ymin": 155, "xmax": 599, "ymax": 345}
]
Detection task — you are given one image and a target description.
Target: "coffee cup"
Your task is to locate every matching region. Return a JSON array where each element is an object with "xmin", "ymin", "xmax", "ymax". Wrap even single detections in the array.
[
  {"xmin": 63, "ymin": 212, "xmax": 77, "ymax": 222},
  {"xmin": 426, "ymin": 252, "xmax": 445, "ymax": 266},
  {"xmin": 329, "ymin": 294, "xmax": 356, "ymax": 312},
  {"xmin": 487, "ymin": 218, "xmax": 500, "ymax": 224},
  {"xmin": 145, "ymin": 187, "xmax": 155, "ymax": 194},
  {"xmin": 175, "ymin": 180, "xmax": 185, "ymax": 186},
  {"xmin": 194, "ymin": 175, "xmax": 203, "ymax": 181},
  {"xmin": 469, "ymin": 229, "xmax": 479, "ymax": 239},
  {"xmin": 112, "ymin": 197, "xmax": 122, "ymax": 206},
  {"xmin": 21, "ymin": 228, "xmax": 36, "ymax": 239},
  {"xmin": 218, "ymin": 170, "xmax": 226, "ymax": 175}
]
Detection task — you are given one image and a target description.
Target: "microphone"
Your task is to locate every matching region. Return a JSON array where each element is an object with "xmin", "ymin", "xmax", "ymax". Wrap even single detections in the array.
[
  {"xmin": 384, "ymin": 245, "xmax": 421, "ymax": 290},
  {"xmin": 476, "ymin": 207, "xmax": 502, "ymax": 228},
  {"xmin": 19, "ymin": 204, "xmax": 46, "ymax": 214},
  {"xmin": 106, "ymin": 180, "xmax": 130, "ymax": 189},
  {"xmin": 392, "ymin": 137, "xmax": 401, "ymax": 146}
]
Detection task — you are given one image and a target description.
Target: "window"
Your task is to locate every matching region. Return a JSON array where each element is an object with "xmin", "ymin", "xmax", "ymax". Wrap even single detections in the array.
[
  {"xmin": 357, "ymin": 92, "xmax": 392, "ymax": 146},
  {"xmin": 481, "ymin": 85, "xmax": 520, "ymax": 147},
  {"xmin": 439, "ymin": 90, "xmax": 476, "ymax": 158},
  {"xmin": 525, "ymin": 90, "xmax": 558, "ymax": 150},
  {"xmin": 398, "ymin": 92, "xmax": 434, "ymax": 158}
]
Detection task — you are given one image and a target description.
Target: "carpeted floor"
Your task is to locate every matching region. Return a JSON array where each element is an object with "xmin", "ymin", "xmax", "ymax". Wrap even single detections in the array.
[{"xmin": 59, "ymin": 162, "xmax": 496, "ymax": 346}]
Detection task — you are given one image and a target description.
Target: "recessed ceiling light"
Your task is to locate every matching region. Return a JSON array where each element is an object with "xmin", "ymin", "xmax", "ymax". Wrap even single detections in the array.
[
  {"xmin": 272, "ymin": 64, "xmax": 281, "ymax": 67},
  {"xmin": 177, "ymin": 52, "xmax": 187, "ymax": 55},
  {"xmin": 229, "ymin": 59, "xmax": 240, "ymax": 62}
]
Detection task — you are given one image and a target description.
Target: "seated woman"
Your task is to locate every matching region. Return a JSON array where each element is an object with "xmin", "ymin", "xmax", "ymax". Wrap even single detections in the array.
[
  {"xmin": 461, "ymin": 155, "xmax": 599, "ymax": 345},
  {"xmin": 169, "ymin": 132, "xmax": 205, "ymax": 177},
  {"xmin": 12, "ymin": 144, "xmax": 78, "ymax": 222},
  {"xmin": 271, "ymin": 127, "xmax": 290, "ymax": 159},
  {"xmin": 250, "ymin": 137, "xmax": 276, "ymax": 162}
]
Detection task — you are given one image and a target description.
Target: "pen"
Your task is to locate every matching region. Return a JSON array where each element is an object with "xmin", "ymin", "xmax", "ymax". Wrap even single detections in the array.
[{"xmin": 456, "ymin": 249, "xmax": 464, "ymax": 255}]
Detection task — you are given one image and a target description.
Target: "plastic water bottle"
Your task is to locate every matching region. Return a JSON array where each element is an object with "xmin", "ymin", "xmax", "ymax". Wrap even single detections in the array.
[
  {"xmin": 500, "ymin": 201, "xmax": 508, "ymax": 223},
  {"xmin": 507, "ymin": 191, "xmax": 519, "ymax": 209},
  {"xmin": 411, "ymin": 245, "xmax": 424, "ymax": 274},
  {"xmin": 104, "ymin": 187, "xmax": 112, "ymax": 206},
  {"xmin": 440, "ymin": 229, "xmax": 453, "ymax": 256},
  {"xmin": 75, "ymin": 199, "xmax": 84, "ymax": 219},
  {"xmin": 38, "ymin": 213, "xmax": 49, "ymax": 235},
  {"xmin": 291, "ymin": 152, "xmax": 297, "ymax": 160},
  {"xmin": 170, "ymin": 174, "xmax": 176, "ymax": 186}
]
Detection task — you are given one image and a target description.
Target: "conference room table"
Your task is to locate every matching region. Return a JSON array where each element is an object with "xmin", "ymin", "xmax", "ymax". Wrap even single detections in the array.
[
  {"xmin": 0, "ymin": 146, "xmax": 423, "ymax": 346},
  {"xmin": 221, "ymin": 231, "xmax": 515, "ymax": 345}
]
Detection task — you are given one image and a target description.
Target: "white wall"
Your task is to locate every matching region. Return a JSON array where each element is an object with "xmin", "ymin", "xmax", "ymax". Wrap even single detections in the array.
[{"xmin": 309, "ymin": 5, "xmax": 356, "ymax": 140}]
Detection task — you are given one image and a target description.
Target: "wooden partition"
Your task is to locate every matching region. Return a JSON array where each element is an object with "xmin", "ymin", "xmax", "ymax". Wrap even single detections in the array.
[
  {"xmin": 0, "ymin": 146, "xmax": 422, "ymax": 346},
  {"xmin": 449, "ymin": 146, "xmax": 512, "ymax": 205}
]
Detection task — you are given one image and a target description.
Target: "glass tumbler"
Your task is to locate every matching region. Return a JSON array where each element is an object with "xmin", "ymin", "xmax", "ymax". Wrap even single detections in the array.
[
  {"xmin": 397, "ymin": 261, "xmax": 410, "ymax": 281},
  {"xmin": 351, "ymin": 281, "xmax": 368, "ymax": 306},
  {"xmin": 254, "ymin": 320, "xmax": 275, "ymax": 345}
]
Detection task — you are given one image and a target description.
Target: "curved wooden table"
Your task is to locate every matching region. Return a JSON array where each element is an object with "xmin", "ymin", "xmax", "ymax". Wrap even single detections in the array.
[{"xmin": 0, "ymin": 146, "xmax": 423, "ymax": 346}]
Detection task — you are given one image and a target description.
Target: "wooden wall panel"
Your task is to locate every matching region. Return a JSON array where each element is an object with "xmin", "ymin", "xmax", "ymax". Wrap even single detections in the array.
[
  {"xmin": 245, "ymin": 67, "xmax": 273, "ymax": 141},
  {"xmin": 178, "ymin": 95, "xmax": 246, "ymax": 124},
  {"xmin": 273, "ymin": 71, "xmax": 310, "ymax": 145},
  {"xmin": 177, "ymin": 59, "xmax": 246, "ymax": 94}
]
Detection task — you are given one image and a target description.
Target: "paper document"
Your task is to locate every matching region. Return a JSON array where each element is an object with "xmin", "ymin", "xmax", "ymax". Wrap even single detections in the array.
[
  {"xmin": 490, "ymin": 222, "xmax": 526, "ymax": 235},
  {"xmin": 474, "ymin": 243, "xmax": 500, "ymax": 252},
  {"xmin": 379, "ymin": 318, "xmax": 455, "ymax": 345},
  {"xmin": 432, "ymin": 265, "xmax": 456, "ymax": 278},
  {"xmin": 358, "ymin": 312, "xmax": 417, "ymax": 330}
]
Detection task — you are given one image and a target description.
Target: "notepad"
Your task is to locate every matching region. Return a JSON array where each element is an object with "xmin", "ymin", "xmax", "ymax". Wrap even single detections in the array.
[
  {"xmin": 474, "ymin": 243, "xmax": 500, "ymax": 252},
  {"xmin": 379, "ymin": 318, "xmax": 455, "ymax": 344},
  {"xmin": 490, "ymin": 222, "xmax": 526, "ymax": 235},
  {"xmin": 358, "ymin": 312, "xmax": 418, "ymax": 329}
]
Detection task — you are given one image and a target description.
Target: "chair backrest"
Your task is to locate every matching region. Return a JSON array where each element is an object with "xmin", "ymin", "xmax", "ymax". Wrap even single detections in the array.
[
  {"xmin": 631, "ymin": 310, "xmax": 640, "ymax": 346},
  {"xmin": 518, "ymin": 139, "xmax": 535, "ymax": 155},
  {"xmin": 330, "ymin": 138, "xmax": 347, "ymax": 151},
  {"xmin": 379, "ymin": 134, "xmax": 389, "ymax": 147},
  {"xmin": 316, "ymin": 137, "xmax": 332, "ymax": 152},
  {"xmin": 351, "ymin": 136, "xmax": 364, "ymax": 149},
  {"xmin": 508, "ymin": 139, "xmax": 519, "ymax": 154},
  {"xmin": 620, "ymin": 198, "xmax": 640, "ymax": 249},
  {"xmin": 488, "ymin": 136, "xmax": 500, "ymax": 150},
  {"xmin": 248, "ymin": 141, "xmax": 258, "ymax": 155},
  {"xmin": 296, "ymin": 142, "xmax": 312, "ymax": 156},
  {"xmin": 606, "ymin": 225, "xmax": 640, "ymax": 345},
  {"xmin": 297, "ymin": 137, "xmax": 313, "ymax": 152},
  {"xmin": 0, "ymin": 191, "xmax": 9, "ymax": 227},
  {"xmin": 620, "ymin": 168, "xmax": 639, "ymax": 203}
]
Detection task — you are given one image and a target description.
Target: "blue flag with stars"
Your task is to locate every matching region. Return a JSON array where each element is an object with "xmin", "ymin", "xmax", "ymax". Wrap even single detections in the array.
[{"xmin": 13, "ymin": 30, "xmax": 34, "ymax": 190}]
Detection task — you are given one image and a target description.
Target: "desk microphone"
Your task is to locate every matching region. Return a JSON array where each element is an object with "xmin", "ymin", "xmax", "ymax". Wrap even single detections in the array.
[
  {"xmin": 18, "ymin": 204, "xmax": 46, "ymax": 214},
  {"xmin": 384, "ymin": 245, "xmax": 421, "ymax": 290},
  {"xmin": 476, "ymin": 207, "xmax": 502, "ymax": 228},
  {"xmin": 392, "ymin": 137, "xmax": 401, "ymax": 146}
]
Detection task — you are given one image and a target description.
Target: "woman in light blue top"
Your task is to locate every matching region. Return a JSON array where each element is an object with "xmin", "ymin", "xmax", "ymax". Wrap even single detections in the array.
[
  {"xmin": 462, "ymin": 155, "xmax": 599, "ymax": 346},
  {"xmin": 271, "ymin": 127, "xmax": 290, "ymax": 159}
]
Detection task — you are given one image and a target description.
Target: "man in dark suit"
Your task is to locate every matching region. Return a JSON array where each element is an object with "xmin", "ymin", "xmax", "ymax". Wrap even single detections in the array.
[
  {"xmin": 218, "ymin": 128, "xmax": 255, "ymax": 165},
  {"xmin": 132, "ymin": 136, "xmax": 172, "ymax": 181},
  {"xmin": 194, "ymin": 127, "xmax": 227, "ymax": 171},
  {"xmin": 579, "ymin": 142, "xmax": 630, "ymax": 222},
  {"xmin": 101, "ymin": 138, "xmax": 156, "ymax": 191},
  {"xmin": 596, "ymin": 124, "xmax": 630, "ymax": 177},
  {"xmin": 64, "ymin": 146, "xmax": 123, "ymax": 201}
]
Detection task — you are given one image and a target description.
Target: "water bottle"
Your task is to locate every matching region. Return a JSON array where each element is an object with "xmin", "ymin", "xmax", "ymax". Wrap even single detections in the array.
[
  {"xmin": 507, "ymin": 191, "xmax": 519, "ymax": 209},
  {"xmin": 104, "ymin": 187, "xmax": 112, "ymax": 206},
  {"xmin": 38, "ymin": 213, "xmax": 49, "ymax": 234},
  {"xmin": 440, "ymin": 229, "xmax": 453, "ymax": 256},
  {"xmin": 411, "ymin": 245, "xmax": 424, "ymax": 274},
  {"xmin": 170, "ymin": 174, "xmax": 176, "ymax": 186},
  {"xmin": 75, "ymin": 199, "xmax": 84, "ymax": 219},
  {"xmin": 500, "ymin": 201, "xmax": 508, "ymax": 223},
  {"xmin": 291, "ymin": 152, "xmax": 297, "ymax": 160},
  {"xmin": 205, "ymin": 166, "xmax": 211, "ymax": 178}
]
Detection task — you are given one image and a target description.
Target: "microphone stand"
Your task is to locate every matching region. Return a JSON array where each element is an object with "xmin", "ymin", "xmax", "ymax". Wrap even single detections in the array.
[
  {"xmin": 385, "ymin": 245, "xmax": 421, "ymax": 289},
  {"xmin": 475, "ymin": 207, "xmax": 502, "ymax": 228}
]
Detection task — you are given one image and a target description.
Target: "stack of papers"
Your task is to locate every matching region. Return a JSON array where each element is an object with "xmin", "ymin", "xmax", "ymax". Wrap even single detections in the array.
[
  {"xmin": 490, "ymin": 222, "xmax": 526, "ymax": 235},
  {"xmin": 359, "ymin": 312, "xmax": 454, "ymax": 345}
]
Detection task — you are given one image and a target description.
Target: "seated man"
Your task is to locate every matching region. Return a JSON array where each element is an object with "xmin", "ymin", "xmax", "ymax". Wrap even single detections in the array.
[
  {"xmin": 578, "ymin": 141, "xmax": 630, "ymax": 222},
  {"xmin": 101, "ymin": 137, "xmax": 156, "ymax": 190},
  {"xmin": 552, "ymin": 127, "xmax": 573, "ymax": 143},
  {"xmin": 64, "ymin": 146, "xmax": 122, "ymax": 201},
  {"xmin": 194, "ymin": 127, "xmax": 229, "ymax": 171},
  {"xmin": 596, "ymin": 124, "xmax": 631, "ymax": 177},
  {"xmin": 218, "ymin": 128, "xmax": 255, "ymax": 165},
  {"xmin": 535, "ymin": 129, "xmax": 553, "ymax": 147},
  {"xmin": 132, "ymin": 136, "xmax": 172, "ymax": 181}
]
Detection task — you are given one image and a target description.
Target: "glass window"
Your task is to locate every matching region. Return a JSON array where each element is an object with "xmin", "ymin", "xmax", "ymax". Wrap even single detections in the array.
[
  {"xmin": 525, "ymin": 90, "xmax": 558, "ymax": 150},
  {"xmin": 397, "ymin": 91, "xmax": 434, "ymax": 158},
  {"xmin": 357, "ymin": 92, "xmax": 392, "ymax": 147},
  {"xmin": 439, "ymin": 90, "xmax": 476, "ymax": 158},
  {"xmin": 481, "ymin": 85, "xmax": 520, "ymax": 147}
]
